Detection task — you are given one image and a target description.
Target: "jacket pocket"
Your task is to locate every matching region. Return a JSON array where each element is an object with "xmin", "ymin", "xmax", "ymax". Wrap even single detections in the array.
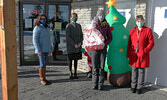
[{"xmin": 129, "ymin": 52, "xmax": 138, "ymax": 65}]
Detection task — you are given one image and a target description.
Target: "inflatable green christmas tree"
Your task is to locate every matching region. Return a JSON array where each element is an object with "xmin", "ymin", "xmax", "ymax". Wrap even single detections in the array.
[{"xmin": 105, "ymin": 0, "xmax": 132, "ymax": 87}]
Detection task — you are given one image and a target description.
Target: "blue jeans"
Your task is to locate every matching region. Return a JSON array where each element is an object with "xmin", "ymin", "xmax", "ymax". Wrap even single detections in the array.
[{"xmin": 38, "ymin": 53, "xmax": 49, "ymax": 68}]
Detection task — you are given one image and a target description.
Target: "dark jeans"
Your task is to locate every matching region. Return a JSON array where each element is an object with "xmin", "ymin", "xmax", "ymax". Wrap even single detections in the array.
[
  {"xmin": 131, "ymin": 67, "xmax": 145, "ymax": 89},
  {"xmin": 90, "ymin": 49, "xmax": 106, "ymax": 86}
]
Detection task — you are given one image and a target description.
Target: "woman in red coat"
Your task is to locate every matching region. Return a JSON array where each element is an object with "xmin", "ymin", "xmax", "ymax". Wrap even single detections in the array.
[{"xmin": 127, "ymin": 15, "xmax": 154, "ymax": 94}]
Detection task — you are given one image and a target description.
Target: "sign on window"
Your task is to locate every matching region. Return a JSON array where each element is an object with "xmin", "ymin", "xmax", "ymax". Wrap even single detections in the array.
[{"xmin": 165, "ymin": 9, "xmax": 167, "ymax": 18}]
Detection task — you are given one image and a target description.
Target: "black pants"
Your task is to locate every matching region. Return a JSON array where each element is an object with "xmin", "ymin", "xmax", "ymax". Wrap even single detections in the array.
[{"xmin": 90, "ymin": 49, "xmax": 106, "ymax": 86}]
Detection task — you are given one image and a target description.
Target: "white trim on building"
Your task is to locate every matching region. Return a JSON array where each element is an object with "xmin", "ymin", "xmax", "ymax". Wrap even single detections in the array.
[{"xmin": 146, "ymin": 0, "xmax": 167, "ymax": 86}]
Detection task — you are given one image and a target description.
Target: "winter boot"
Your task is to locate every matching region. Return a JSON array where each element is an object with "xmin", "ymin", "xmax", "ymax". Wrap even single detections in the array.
[
  {"xmin": 43, "ymin": 66, "xmax": 51, "ymax": 84},
  {"xmin": 39, "ymin": 68, "xmax": 46, "ymax": 85},
  {"xmin": 69, "ymin": 71, "xmax": 73, "ymax": 79},
  {"xmin": 74, "ymin": 72, "xmax": 78, "ymax": 79}
]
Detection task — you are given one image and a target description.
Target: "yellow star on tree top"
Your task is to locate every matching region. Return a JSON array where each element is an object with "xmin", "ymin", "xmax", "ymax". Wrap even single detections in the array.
[{"xmin": 106, "ymin": 0, "xmax": 117, "ymax": 8}]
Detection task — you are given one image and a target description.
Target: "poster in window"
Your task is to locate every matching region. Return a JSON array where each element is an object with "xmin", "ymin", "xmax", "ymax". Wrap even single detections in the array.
[
  {"xmin": 55, "ymin": 22, "xmax": 62, "ymax": 30},
  {"xmin": 165, "ymin": 9, "xmax": 167, "ymax": 18},
  {"xmin": 25, "ymin": 19, "xmax": 32, "ymax": 28}
]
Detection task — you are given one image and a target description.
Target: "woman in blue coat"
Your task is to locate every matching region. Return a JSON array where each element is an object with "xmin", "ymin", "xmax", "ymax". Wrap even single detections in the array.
[{"xmin": 33, "ymin": 14, "xmax": 54, "ymax": 85}]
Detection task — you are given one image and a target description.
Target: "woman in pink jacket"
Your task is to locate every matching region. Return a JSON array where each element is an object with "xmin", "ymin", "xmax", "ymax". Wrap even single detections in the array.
[{"xmin": 127, "ymin": 15, "xmax": 154, "ymax": 94}]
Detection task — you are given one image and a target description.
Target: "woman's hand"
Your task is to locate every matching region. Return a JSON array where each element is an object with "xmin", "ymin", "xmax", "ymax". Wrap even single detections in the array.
[
  {"xmin": 75, "ymin": 44, "xmax": 78, "ymax": 48},
  {"xmin": 38, "ymin": 52, "xmax": 42, "ymax": 56},
  {"xmin": 75, "ymin": 43, "xmax": 81, "ymax": 48},
  {"xmin": 50, "ymin": 51, "xmax": 53, "ymax": 56},
  {"xmin": 78, "ymin": 43, "xmax": 81, "ymax": 47}
]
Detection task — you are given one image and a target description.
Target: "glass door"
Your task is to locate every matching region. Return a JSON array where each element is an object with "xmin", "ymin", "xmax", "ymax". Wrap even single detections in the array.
[
  {"xmin": 47, "ymin": 4, "xmax": 70, "ymax": 64},
  {"xmin": 21, "ymin": 4, "xmax": 45, "ymax": 65}
]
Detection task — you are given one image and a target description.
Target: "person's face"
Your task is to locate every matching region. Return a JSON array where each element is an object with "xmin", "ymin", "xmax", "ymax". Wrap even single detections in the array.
[
  {"xmin": 71, "ymin": 14, "xmax": 77, "ymax": 20},
  {"xmin": 136, "ymin": 19, "xmax": 144, "ymax": 24},
  {"xmin": 98, "ymin": 14, "xmax": 104, "ymax": 18},
  {"xmin": 71, "ymin": 14, "xmax": 78, "ymax": 22},
  {"xmin": 72, "ymin": 14, "xmax": 77, "ymax": 18},
  {"xmin": 136, "ymin": 19, "xmax": 145, "ymax": 28},
  {"xmin": 41, "ymin": 16, "xmax": 46, "ymax": 20},
  {"xmin": 40, "ymin": 16, "xmax": 47, "ymax": 25},
  {"xmin": 98, "ymin": 14, "xmax": 104, "ymax": 22}
]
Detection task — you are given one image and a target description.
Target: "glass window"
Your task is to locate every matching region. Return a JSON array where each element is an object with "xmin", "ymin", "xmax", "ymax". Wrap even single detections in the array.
[
  {"xmin": 48, "ymin": 5, "xmax": 69, "ymax": 30},
  {"xmin": 23, "ymin": 4, "xmax": 44, "ymax": 62},
  {"xmin": 48, "ymin": 5, "xmax": 69, "ymax": 64}
]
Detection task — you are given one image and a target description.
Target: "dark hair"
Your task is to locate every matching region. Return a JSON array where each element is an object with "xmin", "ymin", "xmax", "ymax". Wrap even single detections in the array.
[
  {"xmin": 134, "ymin": 15, "xmax": 145, "ymax": 29},
  {"xmin": 136, "ymin": 15, "xmax": 144, "ymax": 21},
  {"xmin": 97, "ymin": 18, "xmax": 109, "ymax": 27},
  {"xmin": 71, "ymin": 13, "xmax": 78, "ymax": 18},
  {"xmin": 34, "ymin": 14, "xmax": 49, "ymax": 27}
]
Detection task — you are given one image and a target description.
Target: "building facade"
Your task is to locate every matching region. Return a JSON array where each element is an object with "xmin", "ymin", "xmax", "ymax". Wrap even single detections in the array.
[{"xmin": 16, "ymin": 0, "xmax": 167, "ymax": 86}]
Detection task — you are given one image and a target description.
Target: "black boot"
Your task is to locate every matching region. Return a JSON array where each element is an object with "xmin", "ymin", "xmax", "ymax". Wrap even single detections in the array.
[
  {"xmin": 136, "ymin": 89, "xmax": 142, "ymax": 94},
  {"xmin": 98, "ymin": 84, "xmax": 103, "ymax": 90},
  {"xmin": 93, "ymin": 85, "xmax": 98, "ymax": 90},
  {"xmin": 69, "ymin": 71, "xmax": 73, "ymax": 79},
  {"xmin": 74, "ymin": 73, "xmax": 78, "ymax": 79},
  {"xmin": 131, "ymin": 88, "xmax": 136, "ymax": 93}
]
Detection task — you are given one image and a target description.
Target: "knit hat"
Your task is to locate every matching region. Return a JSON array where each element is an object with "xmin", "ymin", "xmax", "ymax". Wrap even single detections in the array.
[{"xmin": 96, "ymin": 10, "xmax": 104, "ymax": 16}]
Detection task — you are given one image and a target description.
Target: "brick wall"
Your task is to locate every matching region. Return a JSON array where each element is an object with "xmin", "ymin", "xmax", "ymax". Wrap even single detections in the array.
[
  {"xmin": 71, "ymin": 0, "xmax": 106, "ymax": 31},
  {"xmin": 136, "ymin": 0, "xmax": 147, "ymax": 19}
]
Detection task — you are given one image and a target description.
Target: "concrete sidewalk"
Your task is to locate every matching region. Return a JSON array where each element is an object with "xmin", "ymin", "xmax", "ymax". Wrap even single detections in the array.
[{"xmin": 0, "ymin": 65, "xmax": 167, "ymax": 100}]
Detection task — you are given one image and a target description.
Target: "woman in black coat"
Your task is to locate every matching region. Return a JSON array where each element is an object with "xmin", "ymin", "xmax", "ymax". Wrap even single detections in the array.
[{"xmin": 66, "ymin": 13, "xmax": 83, "ymax": 79}]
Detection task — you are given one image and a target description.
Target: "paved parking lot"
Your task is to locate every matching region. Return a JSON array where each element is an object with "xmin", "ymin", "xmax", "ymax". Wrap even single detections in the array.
[{"xmin": 0, "ymin": 65, "xmax": 167, "ymax": 100}]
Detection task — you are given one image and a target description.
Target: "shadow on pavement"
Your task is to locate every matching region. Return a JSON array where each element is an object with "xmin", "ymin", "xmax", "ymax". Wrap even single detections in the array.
[
  {"xmin": 141, "ymin": 84, "xmax": 160, "ymax": 94},
  {"xmin": 50, "ymin": 73, "xmax": 92, "ymax": 83},
  {"xmin": 17, "ymin": 70, "xmax": 60, "ymax": 78},
  {"xmin": 102, "ymin": 83, "xmax": 131, "ymax": 91}
]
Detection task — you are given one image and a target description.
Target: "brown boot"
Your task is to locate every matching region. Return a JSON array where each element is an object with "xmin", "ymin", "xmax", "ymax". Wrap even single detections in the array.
[
  {"xmin": 43, "ymin": 66, "xmax": 51, "ymax": 84},
  {"xmin": 39, "ymin": 68, "xmax": 46, "ymax": 85}
]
